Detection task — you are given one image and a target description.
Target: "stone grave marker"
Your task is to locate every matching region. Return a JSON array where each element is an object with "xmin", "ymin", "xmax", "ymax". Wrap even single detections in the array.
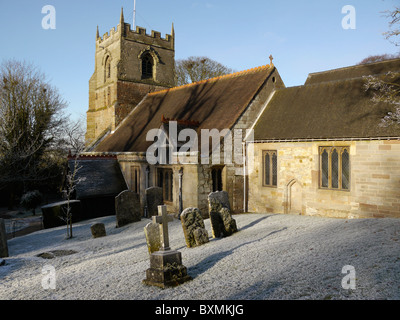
[
  {"xmin": 91, "ymin": 222, "xmax": 106, "ymax": 238},
  {"xmin": 208, "ymin": 190, "xmax": 231, "ymax": 212},
  {"xmin": 208, "ymin": 191, "xmax": 237, "ymax": 238},
  {"xmin": 180, "ymin": 207, "xmax": 209, "ymax": 248},
  {"xmin": 143, "ymin": 205, "xmax": 192, "ymax": 288},
  {"xmin": 0, "ymin": 218, "xmax": 9, "ymax": 258},
  {"xmin": 145, "ymin": 187, "xmax": 163, "ymax": 217},
  {"xmin": 144, "ymin": 222, "xmax": 161, "ymax": 254},
  {"xmin": 115, "ymin": 190, "xmax": 142, "ymax": 228}
]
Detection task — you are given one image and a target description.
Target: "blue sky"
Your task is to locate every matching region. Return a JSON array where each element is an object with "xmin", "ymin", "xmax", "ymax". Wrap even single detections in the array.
[{"xmin": 0, "ymin": 0, "xmax": 398, "ymax": 121}]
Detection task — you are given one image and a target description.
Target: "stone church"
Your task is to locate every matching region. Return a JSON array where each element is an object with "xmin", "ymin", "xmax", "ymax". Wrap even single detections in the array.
[{"xmin": 81, "ymin": 9, "xmax": 400, "ymax": 219}]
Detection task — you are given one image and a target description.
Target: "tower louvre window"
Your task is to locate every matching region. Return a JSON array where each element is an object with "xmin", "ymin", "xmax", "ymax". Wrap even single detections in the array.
[{"xmin": 142, "ymin": 53, "xmax": 154, "ymax": 79}]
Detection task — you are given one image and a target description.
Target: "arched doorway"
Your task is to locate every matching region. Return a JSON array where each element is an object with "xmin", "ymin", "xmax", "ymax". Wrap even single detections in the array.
[{"xmin": 286, "ymin": 179, "xmax": 302, "ymax": 215}]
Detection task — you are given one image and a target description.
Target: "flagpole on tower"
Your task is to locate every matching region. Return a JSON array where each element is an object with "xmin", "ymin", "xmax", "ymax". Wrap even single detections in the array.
[{"xmin": 133, "ymin": 0, "xmax": 137, "ymax": 30}]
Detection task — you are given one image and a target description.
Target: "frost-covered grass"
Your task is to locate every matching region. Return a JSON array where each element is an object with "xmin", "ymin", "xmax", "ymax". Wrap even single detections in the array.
[{"xmin": 1, "ymin": 213, "xmax": 400, "ymax": 300}]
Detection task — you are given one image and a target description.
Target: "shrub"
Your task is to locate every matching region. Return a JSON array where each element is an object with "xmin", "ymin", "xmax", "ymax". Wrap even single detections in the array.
[{"xmin": 20, "ymin": 190, "xmax": 42, "ymax": 215}]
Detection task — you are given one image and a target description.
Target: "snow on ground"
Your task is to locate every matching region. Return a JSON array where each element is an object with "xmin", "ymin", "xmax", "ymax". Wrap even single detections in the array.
[{"xmin": 1, "ymin": 213, "xmax": 400, "ymax": 300}]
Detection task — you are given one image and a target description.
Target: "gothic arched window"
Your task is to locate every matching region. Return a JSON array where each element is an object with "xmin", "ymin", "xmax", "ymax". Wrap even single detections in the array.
[
  {"xmin": 142, "ymin": 53, "xmax": 153, "ymax": 79},
  {"xmin": 319, "ymin": 146, "xmax": 350, "ymax": 191},
  {"xmin": 104, "ymin": 56, "xmax": 111, "ymax": 82}
]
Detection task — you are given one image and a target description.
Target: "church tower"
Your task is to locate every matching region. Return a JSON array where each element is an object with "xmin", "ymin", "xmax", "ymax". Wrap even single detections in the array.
[{"xmin": 86, "ymin": 8, "xmax": 175, "ymax": 145}]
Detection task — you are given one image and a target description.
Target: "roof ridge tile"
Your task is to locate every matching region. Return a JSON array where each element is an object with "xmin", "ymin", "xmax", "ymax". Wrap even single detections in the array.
[{"xmin": 149, "ymin": 64, "xmax": 271, "ymax": 96}]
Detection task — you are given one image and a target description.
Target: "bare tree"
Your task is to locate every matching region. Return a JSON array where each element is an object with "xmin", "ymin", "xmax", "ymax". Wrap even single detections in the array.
[
  {"xmin": 358, "ymin": 53, "xmax": 400, "ymax": 65},
  {"xmin": 364, "ymin": 71, "xmax": 400, "ymax": 126},
  {"xmin": 175, "ymin": 56, "xmax": 234, "ymax": 86},
  {"xmin": 0, "ymin": 59, "xmax": 67, "ymax": 200},
  {"xmin": 59, "ymin": 118, "xmax": 86, "ymax": 239},
  {"xmin": 61, "ymin": 152, "xmax": 83, "ymax": 239},
  {"xmin": 383, "ymin": 7, "xmax": 400, "ymax": 46},
  {"xmin": 362, "ymin": 6, "xmax": 400, "ymax": 127}
]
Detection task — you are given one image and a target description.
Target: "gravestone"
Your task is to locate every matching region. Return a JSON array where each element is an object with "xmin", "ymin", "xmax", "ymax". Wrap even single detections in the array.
[
  {"xmin": 146, "ymin": 187, "xmax": 163, "ymax": 217},
  {"xmin": 0, "ymin": 219, "xmax": 9, "ymax": 258},
  {"xmin": 144, "ymin": 222, "xmax": 161, "ymax": 254},
  {"xmin": 180, "ymin": 207, "xmax": 209, "ymax": 248},
  {"xmin": 91, "ymin": 223, "xmax": 106, "ymax": 238},
  {"xmin": 115, "ymin": 190, "xmax": 142, "ymax": 228},
  {"xmin": 193, "ymin": 228, "xmax": 209, "ymax": 246},
  {"xmin": 143, "ymin": 205, "xmax": 192, "ymax": 288},
  {"xmin": 220, "ymin": 207, "xmax": 238, "ymax": 236},
  {"xmin": 208, "ymin": 191, "xmax": 237, "ymax": 238},
  {"xmin": 208, "ymin": 190, "xmax": 231, "ymax": 212}
]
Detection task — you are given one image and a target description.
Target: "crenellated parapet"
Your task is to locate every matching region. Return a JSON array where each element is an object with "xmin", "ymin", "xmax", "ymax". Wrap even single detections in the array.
[{"xmin": 97, "ymin": 15, "xmax": 174, "ymax": 50}]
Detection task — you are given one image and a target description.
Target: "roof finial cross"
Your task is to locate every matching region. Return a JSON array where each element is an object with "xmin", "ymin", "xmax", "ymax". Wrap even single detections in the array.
[
  {"xmin": 269, "ymin": 54, "xmax": 274, "ymax": 66},
  {"xmin": 153, "ymin": 205, "xmax": 174, "ymax": 251}
]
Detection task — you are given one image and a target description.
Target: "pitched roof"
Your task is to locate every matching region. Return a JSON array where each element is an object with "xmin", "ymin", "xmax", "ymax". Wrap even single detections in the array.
[
  {"xmin": 68, "ymin": 158, "xmax": 127, "ymax": 199},
  {"xmin": 93, "ymin": 64, "xmax": 274, "ymax": 152},
  {"xmin": 305, "ymin": 58, "xmax": 400, "ymax": 85},
  {"xmin": 253, "ymin": 59, "xmax": 400, "ymax": 141}
]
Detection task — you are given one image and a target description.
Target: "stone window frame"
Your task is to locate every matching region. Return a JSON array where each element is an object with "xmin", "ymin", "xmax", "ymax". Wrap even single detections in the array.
[
  {"xmin": 319, "ymin": 146, "xmax": 350, "ymax": 191},
  {"xmin": 138, "ymin": 47, "xmax": 160, "ymax": 81},
  {"xmin": 262, "ymin": 150, "xmax": 278, "ymax": 187}
]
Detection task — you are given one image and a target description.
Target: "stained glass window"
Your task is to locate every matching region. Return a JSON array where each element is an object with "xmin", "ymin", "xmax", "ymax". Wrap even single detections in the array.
[
  {"xmin": 320, "ymin": 147, "xmax": 350, "ymax": 191},
  {"xmin": 331, "ymin": 149, "xmax": 339, "ymax": 189},
  {"xmin": 341, "ymin": 149, "xmax": 350, "ymax": 190},
  {"xmin": 272, "ymin": 153, "xmax": 277, "ymax": 186},
  {"xmin": 265, "ymin": 153, "xmax": 270, "ymax": 186},
  {"xmin": 321, "ymin": 149, "xmax": 329, "ymax": 188},
  {"xmin": 263, "ymin": 151, "xmax": 277, "ymax": 187}
]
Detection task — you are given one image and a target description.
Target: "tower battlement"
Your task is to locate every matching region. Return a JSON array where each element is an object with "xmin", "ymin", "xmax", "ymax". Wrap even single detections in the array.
[
  {"xmin": 98, "ymin": 24, "xmax": 174, "ymax": 44},
  {"xmin": 96, "ymin": 7, "xmax": 174, "ymax": 50}
]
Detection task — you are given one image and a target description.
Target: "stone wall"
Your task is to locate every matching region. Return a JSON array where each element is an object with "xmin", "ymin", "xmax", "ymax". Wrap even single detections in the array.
[{"xmin": 248, "ymin": 140, "xmax": 400, "ymax": 218}]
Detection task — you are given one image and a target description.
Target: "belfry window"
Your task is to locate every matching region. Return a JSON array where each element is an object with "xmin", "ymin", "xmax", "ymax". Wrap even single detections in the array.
[
  {"xmin": 142, "ymin": 53, "xmax": 153, "ymax": 79},
  {"xmin": 319, "ymin": 147, "xmax": 350, "ymax": 191},
  {"xmin": 104, "ymin": 56, "xmax": 111, "ymax": 82}
]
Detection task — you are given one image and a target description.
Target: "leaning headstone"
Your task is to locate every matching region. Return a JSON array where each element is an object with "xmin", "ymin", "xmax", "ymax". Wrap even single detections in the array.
[
  {"xmin": 209, "ymin": 211, "xmax": 226, "ymax": 238},
  {"xmin": 91, "ymin": 223, "xmax": 106, "ymax": 238},
  {"xmin": 208, "ymin": 191, "xmax": 237, "ymax": 238},
  {"xmin": 144, "ymin": 222, "xmax": 161, "ymax": 255},
  {"xmin": 220, "ymin": 207, "xmax": 238, "ymax": 236},
  {"xmin": 0, "ymin": 218, "xmax": 9, "ymax": 258},
  {"xmin": 180, "ymin": 207, "xmax": 209, "ymax": 248},
  {"xmin": 193, "ymin": 228, "xmax": 209, "ymax": 247},
  {"xmin": 146, "ymin": 187, "xmax": 163, "ymax": 217},
  {"xmin": 115, "ymin": 190, "xmax": 142, "ymax": 228},
  {"xmin": 208, "ymin": 190, "xmax": 231, "ymax": 212},
  {"xmin": 143, "ymin": 205, "xmax": 192, "ymax": 288}
]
